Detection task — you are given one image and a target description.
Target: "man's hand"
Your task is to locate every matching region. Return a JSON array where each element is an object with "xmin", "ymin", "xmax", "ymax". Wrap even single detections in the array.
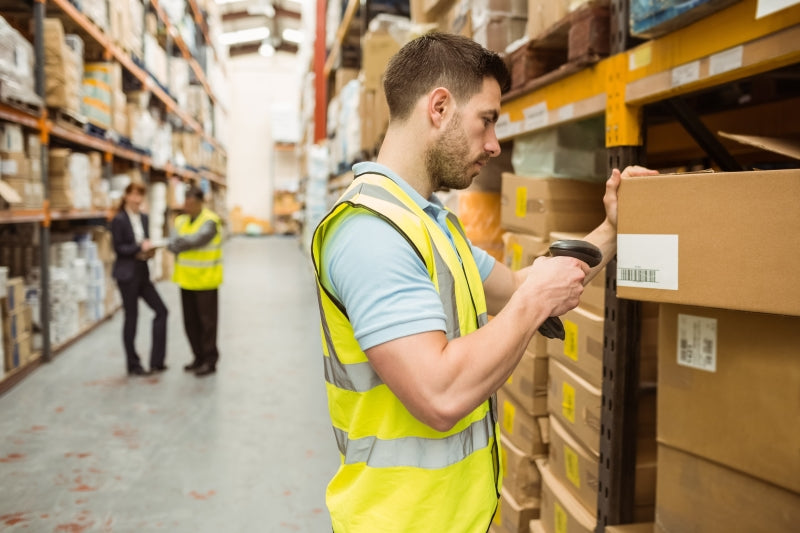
[
  {"xmin": 518, "ymin": 256, "xmax": 588, "ymax": 318},
  {"xmin": 603, "ymin": 166, "xmax": 659, "ymax": 229},
  {"xmin": 141, "ymin": 239, "xmax": 153, "ymax": 252}
]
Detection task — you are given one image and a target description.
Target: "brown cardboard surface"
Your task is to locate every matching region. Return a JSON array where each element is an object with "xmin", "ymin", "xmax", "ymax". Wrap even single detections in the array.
[
  {"xmin": 501, "ymin": 174, "xmax": 605, "ymax": 238},
  {"xmin": 502, "ymin": 231, "xmax": 550, "ymax": 271},
  {"xmin": 546, "ymin": 306, "xmax": 604, "ymax": 388},
  {"xmin": 655, "ymin": 445, "xmax": 800, "ymax": 533},
  {"xmin": 616, "ymin": 169, "xmax": 800, "ymax": 316},
  {"xmin": 498, "ymin": 387, "xmax": 548, "ymax": 457},
  {"xmin": 504, "ymin": 350, "xmax": 548, "ymax": 417},
  {"xmin": 3, "ymin": 304, "xmax": 32, "ymax": 341},
  {"xmin": 657, "ymin": 304, "xmax": 800, "ymax": 493},
  {"xmin": 537, "ymin": 459, "xmax": 596, "ymax": 533},
  {"xmin": 500, "ymin": 433, "xmax": 542, "ymax": 507},
  {"xmin": 718, "ymin": 131, "xmax": 800, "ymax": 160},
  {"xmin": 361, "ymin": 31, "xmax": 401, "ymax": 91},
  {"xmin": 547, "ymin": 358, "xmax": 601, "ymax": 456},
  {"xmin": 604, "ymin": 525, "xmax": 654, "ymax": 533},
  {"xmin": 6, "ymin": 277, "xmax": 25, "ymax": 311},
  {"xmin": 493, "ymin": 486, "xmax": 540, "ymax": 533},
  {"xmin": 548, "ymin": 416, "xmax": 657, "ymax": 516}
]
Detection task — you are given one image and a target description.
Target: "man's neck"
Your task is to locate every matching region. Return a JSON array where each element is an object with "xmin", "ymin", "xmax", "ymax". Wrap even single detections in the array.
[{"xmin": 376, "ymin": 125, "xmax": 434, "ymax": 199}]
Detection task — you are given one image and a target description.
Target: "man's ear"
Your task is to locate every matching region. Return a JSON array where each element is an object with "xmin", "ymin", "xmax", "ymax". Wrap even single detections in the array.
[{"xmin": 428, "ymin": 87, "xmax": 451, "ymax": 128}]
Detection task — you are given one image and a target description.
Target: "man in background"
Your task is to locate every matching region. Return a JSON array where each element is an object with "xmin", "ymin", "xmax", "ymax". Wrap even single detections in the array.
[{"xmin": 168, "ymin": 186, "xmax": 223, "ymax": 377}]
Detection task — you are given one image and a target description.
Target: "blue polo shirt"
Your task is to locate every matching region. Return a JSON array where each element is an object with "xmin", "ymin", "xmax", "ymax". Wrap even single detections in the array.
[{"xmin": 320, "ymin": 162, "xmax": 496, "ymax": 351}]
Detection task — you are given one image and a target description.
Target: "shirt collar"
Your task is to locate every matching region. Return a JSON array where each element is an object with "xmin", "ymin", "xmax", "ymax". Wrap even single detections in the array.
[
  {"xmin": 125, "ymin": 208, "xmax": 141, "ymax": 219},
  {"xmin": 352, "ymin": 162, "xmax": 445, "ymax": 213}
]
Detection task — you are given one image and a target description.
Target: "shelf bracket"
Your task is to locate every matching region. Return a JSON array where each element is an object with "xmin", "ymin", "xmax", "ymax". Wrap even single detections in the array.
[{"xmin": 665, "ymin": 97, "xmax": 744, "ymax": 171}]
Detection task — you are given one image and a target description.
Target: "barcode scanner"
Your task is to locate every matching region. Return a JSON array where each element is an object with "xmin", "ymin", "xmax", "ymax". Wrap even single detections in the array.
[{"xmin": 537, "ymin": 240, "xmax": 603, "ymax": 340}]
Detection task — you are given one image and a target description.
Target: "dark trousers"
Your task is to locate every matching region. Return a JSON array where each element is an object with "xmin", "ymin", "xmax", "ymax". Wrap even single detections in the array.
[
  {"xmin": 181, "ymin": 288, "xmax": 219, "ymax": 368},
  {"xmin": 118, "ymin": 266, "xmax": 168, "ymax": 371}
]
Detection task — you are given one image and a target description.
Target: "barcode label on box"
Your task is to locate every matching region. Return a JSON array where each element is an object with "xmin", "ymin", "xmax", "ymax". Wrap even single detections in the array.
[
  {"xmin": 671, "ymin": 61, "xmax": 700, "ymax": 87},
  {"xmin": 677, "ymin": 313, "xmax": 717, "ymax": 372},
  {"xmin": 617, "ymin": 234, "xmax": 679, "ymax": 290}
]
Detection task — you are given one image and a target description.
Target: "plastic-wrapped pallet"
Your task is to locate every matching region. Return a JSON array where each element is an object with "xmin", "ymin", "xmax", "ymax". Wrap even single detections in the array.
[
  {"xmin": 0, "ymin": 16, "xmax": 39, "ymax": 106},
  {"xmin": 80, "ymin": 0, "xmax": 109, "ymax": 32},
  {"xmin": 43, "ymin": 19, "xmax": 82, "ymax": 113}
]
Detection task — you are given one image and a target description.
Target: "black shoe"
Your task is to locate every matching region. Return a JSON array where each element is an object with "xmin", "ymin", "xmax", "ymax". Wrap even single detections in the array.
[
  {"xmin": 150, "ymin": 365, "xmax": 168, "ymax": 373},
  {"xmin": 128, "ymin": 367, "xmax": 150, "ymax": 376},
  {"xmin": 184, "ymin": 361, "xmax": 203, "ymax": 372},
  {"xmin": 194, "ymin": 364, "xmax": 216, "ymax": 377}
]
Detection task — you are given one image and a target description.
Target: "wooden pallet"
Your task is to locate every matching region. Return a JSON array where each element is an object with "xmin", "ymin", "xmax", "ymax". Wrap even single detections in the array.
[
  {"xmin": 49, "ymin": 107, "xmax": 87, "ymax": 133},
  {"xmin": 506, "ymin": 3, "xmax": 610, "ymax": 94},
  {"xmin": 0, "ymin": 81, "xmax": 43, "ymax": 116}
]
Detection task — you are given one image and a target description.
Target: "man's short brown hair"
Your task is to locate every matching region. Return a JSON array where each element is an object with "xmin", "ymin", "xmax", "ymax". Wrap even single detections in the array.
[{"xmin": 382, "ymin": 32, "xmax": 511, "ymax": 122}]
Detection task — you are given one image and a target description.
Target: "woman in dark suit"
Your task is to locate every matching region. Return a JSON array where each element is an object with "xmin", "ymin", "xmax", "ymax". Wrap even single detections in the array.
[{"xmin": 111, "ymin": 182, "xmax": 168, "ymax": 376}]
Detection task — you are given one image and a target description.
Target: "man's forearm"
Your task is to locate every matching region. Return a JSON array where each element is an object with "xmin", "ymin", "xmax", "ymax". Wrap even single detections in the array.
[
  {"xmin": 582, "ymin": 218, "xmax": 616, "ymax": 285},
  {"xmin": 168, "ymin": 220, "xmax": 217, "ymax": 253}
]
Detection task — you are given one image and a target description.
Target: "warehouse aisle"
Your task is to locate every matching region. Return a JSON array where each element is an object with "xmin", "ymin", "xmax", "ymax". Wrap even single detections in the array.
[{"xmin": 0, "ymin": 236, "xmax": 339, "ymax": 532}]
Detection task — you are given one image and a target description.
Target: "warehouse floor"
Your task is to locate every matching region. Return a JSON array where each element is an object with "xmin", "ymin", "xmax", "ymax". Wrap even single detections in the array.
[{"xmin": 0, "ymin": 236, "xmax": 339, "ymax": 532}]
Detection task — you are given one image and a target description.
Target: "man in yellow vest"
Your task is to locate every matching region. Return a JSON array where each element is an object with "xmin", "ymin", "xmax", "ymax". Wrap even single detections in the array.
[
  {"xmin": 168, "ymin": 185, "xmax": 223, "ymax": 377},
  {"xmin": 311, "ymin": 33, "xmax": 656, "ymax": 532}
]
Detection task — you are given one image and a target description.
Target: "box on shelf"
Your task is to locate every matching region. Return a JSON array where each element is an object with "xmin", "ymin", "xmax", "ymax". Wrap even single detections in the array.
[
  {"xmin": 537, "ymin": 458, "xmax": 595, "ymax": 533},
  {"xmin": 616, "ymin": 168, "xmax": 800, "ymax": 317},
  {"xmin": 656, "ymin": 444, "xmax": 800, "ymax": 533},
  {"xmin": 361, "ymin": 27, "xmax": 402, "ymax": 92},
  {"xmin": 458, "ymin": 191, "xmax": 504, "ymax": 261},
  {"xmin": 500, "ymin": 173, "xmax": 605, "ymax": 238},
  {"xmin": 657, "ymin": 304, "xmax": 800, "ymax": 493},
  {"xmin": 503, "ymin": 348, "xmax": 548, "ymax": 417},
  {"xmin": 498, "ymin": 386, "xmax": 549, "ymax": 457},
  {"xmin": 3, "ymin": 305, "xmax": 33, "ymax": 340},
  {"xmin": 473, "ymin": 14, "xmax": 528, "ymax": 53},
  {"xmin": 6, "ymin": 276, "xmax": 25, "ymax": 312},
  {"xmin": 546, "ymin": 306, "xmax": 603, "ymax": 387},
  {"xmin": 604, "ymin": 525, "xmax": 654, "ymax": 533},
  {"xmin": 548, "ymin": 416, "xmax": 657, "ymax": 517},
  {"xmin": 512, "ymin": 120, "xmax": 606, "ymax": 180},
  {"xmin": 4, "ymin": 332, "xmax": 32, "ymax": 370},
  {"xmin": 43, "ymin": 19, "xmax": 82, "ymax": 114},
  {"xmin": 502, "ymin": 231, "xmax": 549, "ymax": 272},
  {"xmin": 527, "ymin": 0, "xmax": 569, "ymax": 41},
  {"xmin": 500, "ymin": 433, "xmax": 541, "ymax": 507},
  {"xmin": 492, "ymin": 486, "xmax": 540, "ymax": 533},
  {"xmin": 630, "ymin": 0, "xmax": 739, "ymax": 39}
]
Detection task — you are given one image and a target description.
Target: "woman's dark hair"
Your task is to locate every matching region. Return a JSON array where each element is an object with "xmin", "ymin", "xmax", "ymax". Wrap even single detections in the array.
[
  {"xmin": 382, "ymin": 32, "xmax": 511, "ymax": 122},
  {"xmin": 118, "ymin": 182, "xmax": 147, "ymax": 211}
]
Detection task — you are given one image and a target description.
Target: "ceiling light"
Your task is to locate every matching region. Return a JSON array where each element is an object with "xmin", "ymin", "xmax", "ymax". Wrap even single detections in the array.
[
  {"xmin": 282, "ymin": 28, "xmax": 304, "ymax": 44},
  {"xmin": 220, "ymin": 27, "xmax": 270, "ymax": 46}
]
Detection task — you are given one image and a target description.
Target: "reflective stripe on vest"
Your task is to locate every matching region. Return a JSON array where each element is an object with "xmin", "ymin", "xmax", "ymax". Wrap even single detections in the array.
[
  {"xmin": 311, "ymin": 172, "xmax": 500, "ymax": 533},
  {"xmin": 173, "ymin": 208, "xmax": 223, "ymax": 290}
]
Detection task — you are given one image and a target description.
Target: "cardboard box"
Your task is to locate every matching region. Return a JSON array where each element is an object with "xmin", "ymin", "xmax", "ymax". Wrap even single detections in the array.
[
  {"xmin": 527, "ymin": 0, "xmax": 569, "ymax": 41},
  {"xmin": 493, "ymin": 486, "xmax": 540, "ymax": 533},
  {"xmin": 5, "ymin": 332, "xmax": 31, "ymax": 370},
  {"xmin": 537, "ymin": 459, "xmax": 596, "ymax": 533},
  {"xmin": 548, "ymin": 416, "xmax": 657, "ymax": 516},
  {"xmin": 3, "ymin": 305, "xmax": 32, "ymax": 340},
  {"xmin": 498, "ymin": 387, "xmax": 549, "ymax": 457},
  {"xmin": 500, "ymin": 433, "xmax": 541, "ymax": 507},
  {"xmin": 657, "ymin": 304, "xmax": 800, "ymax": 493},
  {"xmin": 604, "ymin": 525, "xmax": 654, "ymax": 533},
  {"xmin": 501, "ymin": 174, "xmax": 605, "ymax": 238},
  {"xmin": 502, "ymin": 232, "xmax": 549, "ymax": 271},
  {"xmin": 655, "ymin": 444, "xmax": 800, "ymax": 533},
  {"xmin": 473, "ymin": 14, "xmax": 528, "ymax": 53},
  {"xmin": 546, "ymin": 306, "xmax": 604, "ymax": 387},
  {"xmin": 361, "ymin": 30, "xmax": 402, "ymax": 92},
  {"xmin": 616, "ymin": 168, "xmax": 800, "ymax": 317},
  {"xmin": 6, "ymin": 277, "xmax": 25, "ymax": 312},
  {"xmin": 504, "ymin": 349, "xmax": 548, "ymax": 417},
  {"xmin": 1, "ymin": 151, "xmax": 29, "ymax": 179}
]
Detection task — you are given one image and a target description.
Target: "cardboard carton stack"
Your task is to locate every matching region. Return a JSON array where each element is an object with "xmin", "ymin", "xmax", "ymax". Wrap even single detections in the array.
[
  {"xmin": 2, "ymin": 276, "xmax": 34, "ymax": 373},
  {"xmin": 1, "ymin": 124, "xmax": 44, "ymax": 209},
  {"xmin": 43, "ymin": 19, "xmax": 82, "ymax": 115},
  {"xmin": 82, "ymin": 62, "xmax": 122, "ymax": 131},
  {"xmin": 616, "ymin": 158, "xmax": 800, "ymax": 532},
  {"xmin": 471, "ymin": 0, "xmax": 528, "ymax": 53},
  {"xmin": 48, "ymin": 149, "xmax": 94, "ymax": 210},
  {"xmin": 0, "ymin": 15, "xmax": 39, "ymax": 107}
]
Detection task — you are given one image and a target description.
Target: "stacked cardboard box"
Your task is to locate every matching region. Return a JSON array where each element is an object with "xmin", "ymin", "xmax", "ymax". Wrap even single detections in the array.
[
  {"xmin": 43, "ymin": 19, "xmax": 82, "ymax": 114},
  {"xmin": 49, "ymin": 149, "xmax": 93, "ymax": 210},
  {"xmin": 109, "ymin": 0, "xmax": 144, "ymax": 57},
  {"xmin": 1, "ymin": 124, "xmax": 43, "ymax": 209},
  {"xmin": 358, "ymin": 22, "xmax": 401, "ymax": 157},
  {"xmin": 471, "ymin": 0, "xmax": 528, "ymax": 53},
  {"xmin": 616, "ymin": 163, "xmax": 800, "ymax": 532},
  {"xmin": 0, "ymin": 15, "xmax": 38, "ymax": 107},
  {"xmin": 82, "ymin": 62, "xmax": 122, "ymax": 130},
  {"xmin": 2, "ymin": 277, "xmax": 34, "ymax": 372}
]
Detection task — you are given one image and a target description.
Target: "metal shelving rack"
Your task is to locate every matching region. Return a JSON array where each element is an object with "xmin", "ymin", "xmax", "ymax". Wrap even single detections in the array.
[
  {"xmin": 497, "ymin": 0, "xmax": 800, "ymax": 530},
  {"xmin": 0, "ymin": 0, "xmax": 228, "ymax": 392}
]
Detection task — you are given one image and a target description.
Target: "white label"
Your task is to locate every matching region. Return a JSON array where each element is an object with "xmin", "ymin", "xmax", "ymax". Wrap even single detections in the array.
[
  {"xmin": 557, "ymin": 104, "xmax": 575, "ymax": 122},
  {"xmin": 677, "ymin": 314, "xmax": 717, "ymax": 372},
  {"xmin": 671, "ymin": 61, "xmax": 700, "ymax": 88},
  {"xmin": 628, "ymin": 43, "xmax": 653, "ymax": 71},
  {"xmin": 617, "ymin": 234, "xmax": 679, "ymax": 290},
  {"xmin": 1, "ymin": 160, "xmax": 18, "ymax": 175},
  {"xmin": 757, "ymin": 0, "xmax": 800, "ymax": 18},
  {"xmin": 523, "ymin": 102, "xmax": 549, "ymax": 131},
  {"xmin": 495, "ymin": 113, "xmax": 513, "ymax": 139},
  {"xmin": 709, "ymin": 46, "xmax": 743, "ymax": 77}
]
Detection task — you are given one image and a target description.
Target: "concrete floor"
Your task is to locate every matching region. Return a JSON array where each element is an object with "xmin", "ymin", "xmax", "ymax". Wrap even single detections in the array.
[{"xmin": 0, "ymin": 236, "xmax": 339, "ymax": 532}]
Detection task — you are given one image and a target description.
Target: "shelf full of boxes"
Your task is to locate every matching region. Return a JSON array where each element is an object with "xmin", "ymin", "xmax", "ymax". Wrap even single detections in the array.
[
  {"xmin": 306, "ymin": 0, "xmax": 800, "ymax": 532},
  {"xmin": 0, "ymin": 0, "xmax": 228, "ymax": 392}
]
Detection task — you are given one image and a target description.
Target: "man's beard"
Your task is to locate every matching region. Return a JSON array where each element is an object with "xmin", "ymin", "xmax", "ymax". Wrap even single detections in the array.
[{"xmin": 425, "ymin": 113, "xmax": 489, "ymax": 191}]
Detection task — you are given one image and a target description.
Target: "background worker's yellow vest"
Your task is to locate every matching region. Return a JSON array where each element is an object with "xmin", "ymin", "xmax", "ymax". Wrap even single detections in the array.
[
  {"xmin": 311, "ymin": 173, "xmax": 502, "ymax": 533},
  {"xmin": 173, "ymin": 208, "xmax": 223, "ymax": 290}
]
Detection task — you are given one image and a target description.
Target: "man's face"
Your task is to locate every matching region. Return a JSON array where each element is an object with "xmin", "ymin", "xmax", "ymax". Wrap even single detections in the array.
[
  {"xmin": 185, "ymin": 196, "xmax": 202, "ymax": 217},
  {"xmin": 425, "ymin": 78, "xmax": 502, "ymax": 191}
]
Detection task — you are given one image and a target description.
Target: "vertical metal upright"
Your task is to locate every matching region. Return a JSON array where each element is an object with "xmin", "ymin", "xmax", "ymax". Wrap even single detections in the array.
[
  {"xmin": 313, "ymin": 0, "xmax": 327, "ymax": 142},
  {"xmin": 33, "ymin": 0, "xmax": 52, "ymax": 361},
  {"xmin": 595, "ymin": 1, "xmax": 645, "ymax": 530}
]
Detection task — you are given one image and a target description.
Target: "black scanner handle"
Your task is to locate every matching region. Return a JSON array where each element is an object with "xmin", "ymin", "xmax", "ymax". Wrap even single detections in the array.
[{"xmin": 537, "ymin": 240, "xmax": 603, "ymax": 340}]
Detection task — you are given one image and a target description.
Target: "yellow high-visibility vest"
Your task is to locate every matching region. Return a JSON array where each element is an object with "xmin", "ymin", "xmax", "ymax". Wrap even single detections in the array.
[
  {"xmin": 173, "ymin": 208, "xmax": 223, "ymax": 290},
  {"xmin": 311, "ymin": 173, "xmax": 501, "ymax": 533}
]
